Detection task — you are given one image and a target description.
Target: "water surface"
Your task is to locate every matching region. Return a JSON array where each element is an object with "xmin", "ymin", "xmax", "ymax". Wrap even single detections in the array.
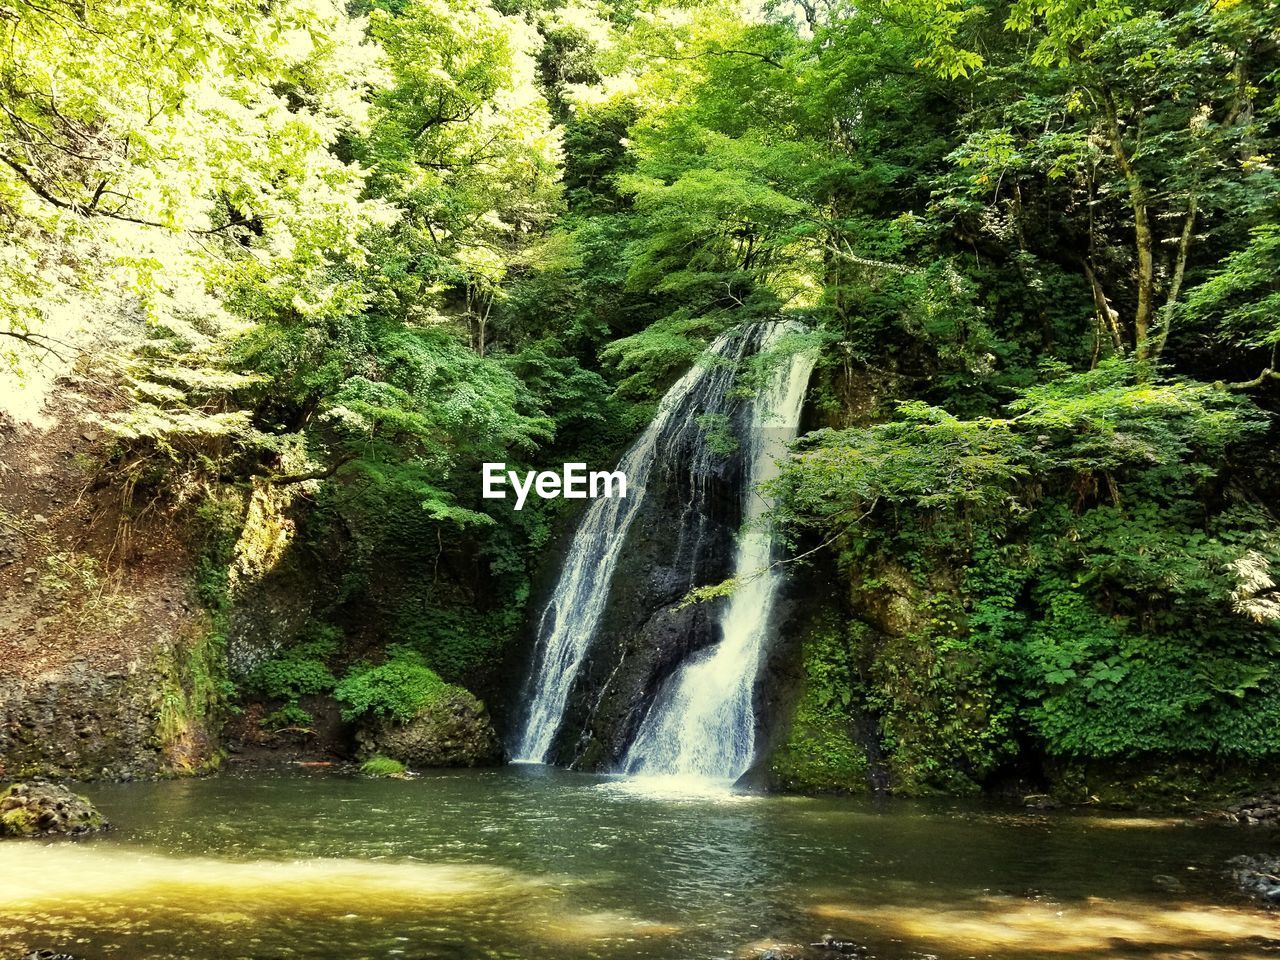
[{"xmin": 2, "ymin": 765, "xmax": 1276, "ymax": 959}]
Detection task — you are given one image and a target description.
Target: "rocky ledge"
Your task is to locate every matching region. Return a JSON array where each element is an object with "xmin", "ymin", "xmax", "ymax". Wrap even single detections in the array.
[{"xmin": 0, "ymin": 781, "xmax": 109, "ymax": 838}]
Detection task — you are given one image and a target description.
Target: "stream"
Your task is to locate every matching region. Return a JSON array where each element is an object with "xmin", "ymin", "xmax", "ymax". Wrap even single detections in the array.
[{"xmin": 2, "ymin": 765, "xmax": 1277, "ymax": 959}]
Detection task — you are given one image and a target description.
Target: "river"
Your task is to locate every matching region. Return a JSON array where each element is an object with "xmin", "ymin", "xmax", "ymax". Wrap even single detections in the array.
[{"xmin": 1, "ymin": 765, "xmax": 1276, "ymax": 959}]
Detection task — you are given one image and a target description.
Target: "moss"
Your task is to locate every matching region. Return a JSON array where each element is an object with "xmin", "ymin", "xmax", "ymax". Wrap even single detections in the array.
[
  {"xmin": 155, "ymin": 624, "xmax": 230, "ymax": 774},
  {"xmin": 358, "ymin": 686, "xmax": 502, "ymax": 768},
  {"xmin": 360, "ymin": 755, "xmax": 408, "ymax": 778},
  {"xmin": 769, "ymin": 619, "xmax": 869, "ymax": 793},
  {"xmin": 0, "ymin": 806, "xmax": 37, "ymax": 837},
  {"xmin": 771, "ymin": 699, "xmax": 869, "ymax": 793},
  {"xmin": 232, "ymin": 482, "xmax": 299, "ymax": 585},
  {"xmin": 152, "ymin": 487, "xmax": 258, "ymax": 776}
]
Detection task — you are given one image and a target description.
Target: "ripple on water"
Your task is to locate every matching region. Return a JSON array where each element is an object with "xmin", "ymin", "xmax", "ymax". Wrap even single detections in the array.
[{"xmin": 592, "ymin": 774, "xmax": 763, "ymax": 804}]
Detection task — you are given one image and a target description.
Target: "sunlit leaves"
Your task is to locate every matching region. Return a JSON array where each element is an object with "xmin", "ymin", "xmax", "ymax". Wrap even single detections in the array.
[{"xmin": 1185, "ymin": 223, "xmax": 1280, "ymax": 349}]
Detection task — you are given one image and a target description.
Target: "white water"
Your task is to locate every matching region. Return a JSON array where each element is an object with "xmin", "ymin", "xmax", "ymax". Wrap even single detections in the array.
[
  {"xmin": 622, "ymin": 325, "xmax": 815, "ymax": 783},
  {"xmin": 514, "ymin": 330, "xmax": 753, "ymax": 762}
]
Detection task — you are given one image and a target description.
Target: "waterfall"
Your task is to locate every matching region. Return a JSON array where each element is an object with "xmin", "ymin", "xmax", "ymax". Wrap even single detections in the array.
[
  {"xmin": 513, "ymin": 327, "xmax": 758, "ymax": 763},
  {"xmin": 621, "ymin": 324, "xmax": 815, "ymax": 782}
]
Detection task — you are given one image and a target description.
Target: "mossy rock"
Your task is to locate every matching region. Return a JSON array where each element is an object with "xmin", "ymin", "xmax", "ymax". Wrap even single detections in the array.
[
  {"xmin": 769, "ymin": 712, "xmax": 869, "ymax": 793},
  {"xmin": 767, "ymin": 617, "xmax": 872, "ymax": 794},
  {"xmin": 0, "ymin": 781, "xmax": 109, "ymax": 838},
  {"xmin": 360, "ymin": 755, "xmax": 408, "ymax": 778},
  {"xmin": 356, "ymin": 689, "xmax": 503, "ymax": 769}
]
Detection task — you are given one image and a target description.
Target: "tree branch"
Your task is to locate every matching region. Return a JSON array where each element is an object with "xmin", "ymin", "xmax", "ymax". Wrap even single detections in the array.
[
  {"xmin": 816, "ymin": 241, "xmax": 914, "ymax": 274},
  {"xmin": 660, "ymin": 49, "xmax": 783, "ymax": 69},
  {"xmin": 264, "ymin": 453, "xmax": 357, "ymax": 486},
  {"xmin": 1083, "ymin": 261, "xmax": 1125, "ymax": 354},
  {"xmin": 1224, "ymin": 367, "xmax": 1280, "ymax": 390},
  {"xmin": 0, "ymin": 151, "xmax": 168, "ymax": 228},
  {"xmin": 0, "ymin": 329, "xmax": 71, "ymax": 362}
]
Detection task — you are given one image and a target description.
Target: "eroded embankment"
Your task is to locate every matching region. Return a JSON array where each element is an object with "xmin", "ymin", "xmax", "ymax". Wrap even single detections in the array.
[{"xmin": 0, "ymin": 363, "xmax": 216, "ymax": 780}]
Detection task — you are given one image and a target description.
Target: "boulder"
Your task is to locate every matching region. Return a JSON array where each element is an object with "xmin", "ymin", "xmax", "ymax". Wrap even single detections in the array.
[
  {"xmin": 357, "ymin": 689, "xmax": 502, "ymax": 769},
  {"xmin": 0, "ymin": 781, "xmax": 108, "ymax": 837}
]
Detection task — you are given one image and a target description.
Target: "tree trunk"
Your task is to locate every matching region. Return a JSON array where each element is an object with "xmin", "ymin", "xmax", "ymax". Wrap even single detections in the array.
[{"xmin": 1101, "ymin": 89, "xmax": 1155, "ymax": 364}]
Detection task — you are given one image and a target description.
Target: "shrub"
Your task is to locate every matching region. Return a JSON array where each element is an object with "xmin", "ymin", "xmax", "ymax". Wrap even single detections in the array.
[
  {"xmin": 334, "ymin": 650, "xmax": 450, "ymax": 723},
  {"xmin": 243, "ymin": 625, "xmax": 340, "ymax": 703},
  {"xmin": 263, "ymin": 703, "xmax": 313, "ymax": 731}
]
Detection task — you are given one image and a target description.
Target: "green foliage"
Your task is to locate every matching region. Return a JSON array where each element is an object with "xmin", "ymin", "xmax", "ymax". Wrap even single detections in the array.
[
  {"xmin": 241, "ymin": 624, "xmax": 340, "ymax": 732},
  {"xmin": 769, "ymin": 621, "xmax": 868, "ymax": 792},
  {"xmin": 193, "ymin": 494, "xmax": 246, "ymax": 614},
  {"xmin": 777, "ymin": 404, "xmax": 1029, "ymax": 527},
  {"xmin": 1185, "ymin": 223, "xmax": 1280, "ymax": 351},
  {"xmin": 1010, "ymin": 360, "xmax": 1265, "ymax": 486},
  {"xmin": 385, "ymin": 605, "xmax": 518, "ymax": 683},
  {"xmin": 779, "ymin": 355, "xmax": 1278, "ymax": 780},
  {"xmin": 264, "ymin": 703, "xmax": 315, "ymax": 731},
  {"xmin": 600, "ymin": 312, "xmax": 722, "ymax": 398},
  {"xmin": 244, "ymin": 628, "xmax": 340, "ymax": 704},
  {"xmin": 868, "ymin": 589, "xmax": 1014, "ymax": 795},
  {"xmin": 334, "ymin": 650, "xmax": 452, "ymax": 722},
  {"xmin": 997, "ymin": 499, "xmax": 1280, "ymax": 759}
]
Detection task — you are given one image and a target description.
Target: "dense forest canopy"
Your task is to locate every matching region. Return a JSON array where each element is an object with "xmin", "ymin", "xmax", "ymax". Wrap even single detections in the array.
[{"xmin": 2, "ymin": 0, "xmax": 1279, "ymax": 793}]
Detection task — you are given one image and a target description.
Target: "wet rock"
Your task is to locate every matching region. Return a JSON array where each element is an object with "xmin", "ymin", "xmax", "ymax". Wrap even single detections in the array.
[
  {"xmin": 1152, "ymin": 874, "xmax": 1184, "ymax": 893},
  {"xmin": 1219, "ymin": 791, "xmax": 1280, "ymax": 826},
  {"xmin": 741, "ymin": 945, "xmax": 811, "ymax": 960},
  {"xmin": 357, "ymin": 689, "xmax": 503, "ymax": 768},
  {"xmin": 809, "ymin": 934, "xmax": 867, "ymax": 954},
  {"xmin": 1227, "ymin": 854, "xmax": 1280, "ymax": 904},
  {"xmin": 1023, "ymin": 794, "xmax": 1059, "ymax": 810},
  {"xmin": 0, "ymin": 781, "xmax": 108, "ymax": 837},
  {"xmin": 738, "ymin": 937, "xmax": 868, "ymax": 960}
]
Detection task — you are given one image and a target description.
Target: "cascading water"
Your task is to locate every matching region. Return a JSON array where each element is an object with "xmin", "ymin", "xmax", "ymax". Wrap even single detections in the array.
[
  {"xmin": 621, "ymin": 324, "xmax": 815, "ymax": 782},
  {"xmin": 513, "ymin": 328, "xmax": 760, "ymax": 763}
]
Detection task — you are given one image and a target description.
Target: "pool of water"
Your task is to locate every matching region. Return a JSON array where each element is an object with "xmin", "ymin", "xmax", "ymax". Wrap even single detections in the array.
[{"xmin": 1, "ymin": 765, "xmax": 1277, "ymax": 959}]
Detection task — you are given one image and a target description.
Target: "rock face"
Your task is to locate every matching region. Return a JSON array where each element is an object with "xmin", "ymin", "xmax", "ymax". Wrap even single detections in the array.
[
  {"xmin": 357, "ymin": 690, "xmax": 503, "ymax": 768},
  {"xmin": 0, "ymin": 781, "xmax": 109, "ymax": 837},
  {"xmin": 0, "ymin": 667, "xmax": 169, "ymax": 781}
]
